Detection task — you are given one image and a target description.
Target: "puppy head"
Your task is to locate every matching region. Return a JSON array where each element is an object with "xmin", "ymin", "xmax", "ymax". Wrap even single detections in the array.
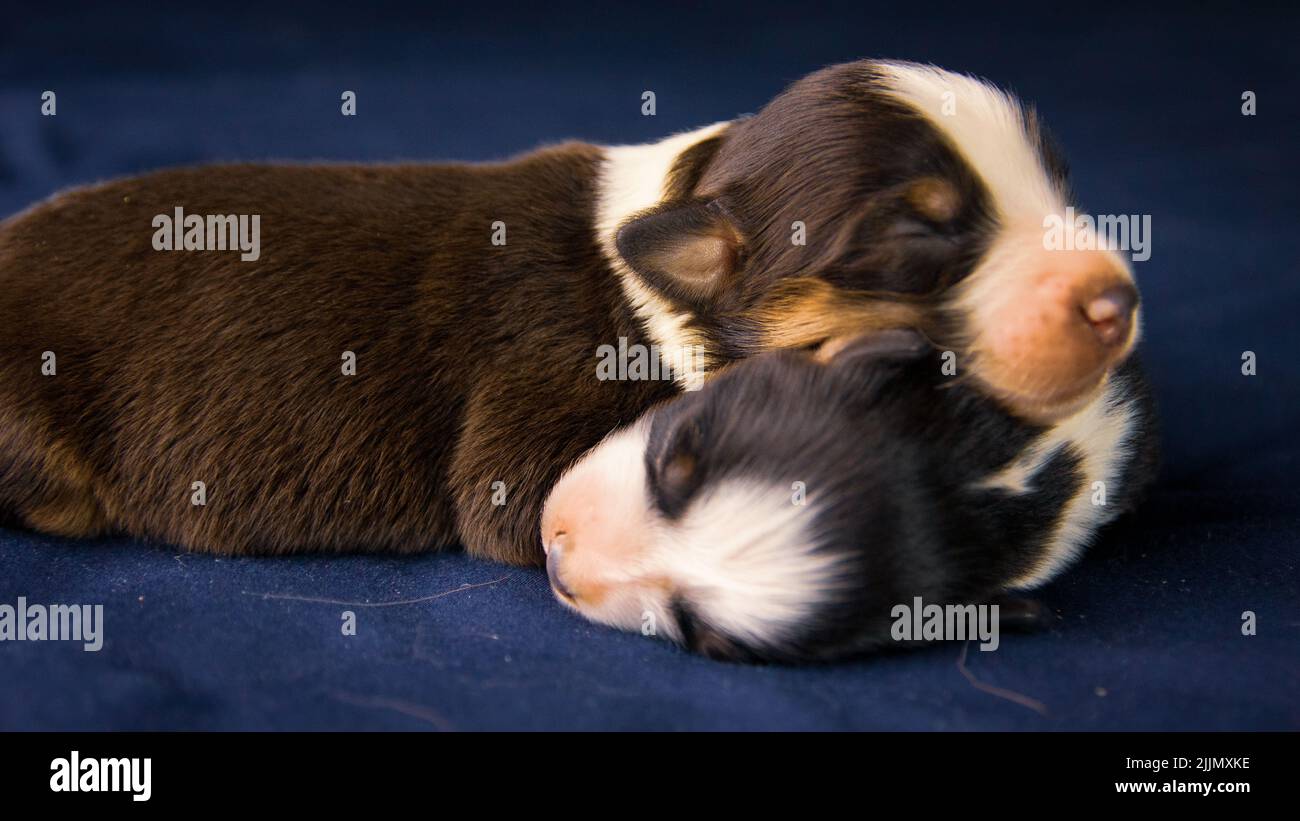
[
  {"xmin": 610, "ymin": 60, "xmax": 1140, "ymax": 423},
  {"xmin": 540, "ymin": 331, "xmax": 1019, "ymax": 662}
]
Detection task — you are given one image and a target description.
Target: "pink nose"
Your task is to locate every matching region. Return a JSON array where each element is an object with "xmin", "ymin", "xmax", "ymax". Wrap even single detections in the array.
[{"xmin": 1081, "ymin": 283, "xmax": 1138, "ymax": 348}]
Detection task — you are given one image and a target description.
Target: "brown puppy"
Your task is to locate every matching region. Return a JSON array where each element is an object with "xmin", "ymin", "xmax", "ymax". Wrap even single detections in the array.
[{"xmin": 0, "ymin": 60, "xmax": 1141, "ymax": 564}]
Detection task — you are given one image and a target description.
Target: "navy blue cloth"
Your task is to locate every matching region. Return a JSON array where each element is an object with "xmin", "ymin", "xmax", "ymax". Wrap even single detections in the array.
[{"xmin": 1, "ymin": 1, "xmax": 1297, "ymax": 730}]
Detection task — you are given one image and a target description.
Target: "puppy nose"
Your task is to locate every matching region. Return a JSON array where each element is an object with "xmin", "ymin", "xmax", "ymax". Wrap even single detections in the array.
[
  {"xmin": 546, "ymin": 533, "xmax": 576, "ymax": 601},
  {"xmin": 1081, "ymin": 283, "xmax": 1138, "ymax": 348}
]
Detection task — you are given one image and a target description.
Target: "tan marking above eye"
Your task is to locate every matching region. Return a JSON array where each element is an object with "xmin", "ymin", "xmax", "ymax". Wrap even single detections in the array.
[{"xmin": 906, "ymin": 177, "xmax": 961, "ymax": 223}]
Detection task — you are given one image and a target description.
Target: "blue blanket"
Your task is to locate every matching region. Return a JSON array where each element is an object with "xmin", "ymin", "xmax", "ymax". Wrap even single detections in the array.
[{"xmin": 1, "ymin": 0, "xmax": 1296, "ymax": 730}]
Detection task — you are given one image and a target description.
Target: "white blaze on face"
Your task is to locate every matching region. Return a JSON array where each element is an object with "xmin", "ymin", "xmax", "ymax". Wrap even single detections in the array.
[
  {"xmin": 873, "ymin": 62, "xmax": 1065, "ymax": 224},
  {"xmin": 540, "ymin": 419, "xmax": 845, "ymax": 648},
  {"xmin": 652, "ymin": 480, "xmax": 846, "ymax": 646},
  {"xmin": 874, "ymin": 62, "xmax": 1140, "ymax": 420}
]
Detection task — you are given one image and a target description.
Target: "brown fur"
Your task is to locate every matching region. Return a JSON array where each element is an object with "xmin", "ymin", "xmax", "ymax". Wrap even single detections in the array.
[
  {"xmin": 753, "ymin": 277, "xmax": 929, "ymax": 351},
  {"xmin": 616, "ymin": 63, "xmax": 1006, "ymax": 369},
  {"xmin": 0, "ymin": 59, "xmax": 1130, "ymax": 566},
  {"xmin": 0, "ymin": 150, "xmax": 674, "ymax": 564}
]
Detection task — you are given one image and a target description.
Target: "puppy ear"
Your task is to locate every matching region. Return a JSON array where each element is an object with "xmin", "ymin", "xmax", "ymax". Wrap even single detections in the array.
[
  {"xmin": 815, "ymin": 328, "xmax": 931, "ymax": 366},
  {"xmin": 649, "ymin": 416, "xmax": 707, "ymax": 518},
  {"xmin": 816, "ymin": 329, "xmax": 934, "ymax": 400},
  {"xmin": 615, "ymin": 199, "xmax": 742, "ymax": 311}
]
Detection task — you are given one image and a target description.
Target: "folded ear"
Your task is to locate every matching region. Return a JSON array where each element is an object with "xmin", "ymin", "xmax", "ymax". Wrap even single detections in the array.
[
  {"xmin": 614, "ymin": 199, "xmax": 743, "ymax": 311},
  {"xmin": 648, "ymin": 415, "xmax": 707, "ymax": 519},
  {"xmin": 816, "ymin": 329, "xmax": 935, "ymax": 407},
  {"xmin": 814, "ymin": 328, "xmax": 931, "ymax": 366}
]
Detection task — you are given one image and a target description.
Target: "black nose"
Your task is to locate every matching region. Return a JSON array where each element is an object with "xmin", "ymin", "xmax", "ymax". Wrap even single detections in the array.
[{"xmin": 546, "ymin": 543, "xmax": 576, "ymax": 601}]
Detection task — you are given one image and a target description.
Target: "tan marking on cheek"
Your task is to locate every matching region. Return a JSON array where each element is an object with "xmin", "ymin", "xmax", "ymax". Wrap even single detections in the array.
[
  {"xmin": 566, "ymin": 575, "xmax": 613, "ymax": 608},
  {"xmin": 550, "ymin": 517, "xmax": 659, "ymax": 611},
  {"xmin": 568, "ymin": 573, "xmax": 675, "ymax": 628},
  {"xmin": 907, "ymin": 177, "xmax": 962, "ymax": 223},
  {"xmin": 756, "ymin": 277, "xmax": 928, "ymax": 351}
]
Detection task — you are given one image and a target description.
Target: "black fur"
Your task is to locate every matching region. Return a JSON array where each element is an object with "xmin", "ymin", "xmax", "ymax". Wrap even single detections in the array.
[{"xmin": 641, "ymin": 336, "xmax": 1158, "ymax": 662}]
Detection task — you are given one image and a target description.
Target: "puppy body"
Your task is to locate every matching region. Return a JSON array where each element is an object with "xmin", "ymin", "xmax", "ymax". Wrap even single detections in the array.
[
  {"xmin": 541, "ymin": 337, "xmax": 1160, "ymax": 661},
  {"xmin": 1, "ymin": 60, "xmax": 1146, "ymax": 564},
  {"xmin": 0, "ymin": 153, "xmax": 676, "ymax": 562}
]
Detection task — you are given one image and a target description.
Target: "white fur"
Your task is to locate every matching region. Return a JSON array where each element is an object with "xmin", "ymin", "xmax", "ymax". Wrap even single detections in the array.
[
  {"xmin": 873, "ymin": 61, "xmax": 1064, "ymax": 224},
  {"xmin": 595, "ymin": 122, "xmax": 730, "ymax": 390},
  {"xmin": 876, "ymin": 61, "xmax": 1139, "ymax": 399},
  {"xmin": 547, "ymin": 436, "xmax": 847, "ymax": 648},
  {"xmin": 655, "ymin": 479, "xmax": 847, "ymax": 645},
  {"xmin": 975, "ymin": 374, "xmax": 1140, "ymax": 588}
]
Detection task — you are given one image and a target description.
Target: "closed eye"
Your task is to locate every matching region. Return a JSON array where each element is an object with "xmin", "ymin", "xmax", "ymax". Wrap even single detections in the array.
[
  {"xmin": 888, "ymin": 218, "xmax": 935, "ymax": 240},
  {"xmin": 669, "ymin": 595, "xmax": 759, "ymax": 662},
  {"xmin": 889, "ymin": 218, "xmax": 957, "ymax": 244},
  {"xmin": 670, "ymin": 597, "xmax": 701, "ymax": 646}
]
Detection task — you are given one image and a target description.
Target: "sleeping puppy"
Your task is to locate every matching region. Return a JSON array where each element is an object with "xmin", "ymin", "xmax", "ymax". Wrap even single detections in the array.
[
  {"xmin": 540, "ymin": 331, "xmax": 1159, "ymax": 662},
  {"xmin": 0, "ymin": 60, "xmax": 1140, "ymax": 564}
]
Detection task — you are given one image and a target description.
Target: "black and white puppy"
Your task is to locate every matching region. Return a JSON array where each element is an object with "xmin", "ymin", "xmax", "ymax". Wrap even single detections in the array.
[{"xmin": 540, "ymin": 332, "xmax": 1159, "ymax": 662}]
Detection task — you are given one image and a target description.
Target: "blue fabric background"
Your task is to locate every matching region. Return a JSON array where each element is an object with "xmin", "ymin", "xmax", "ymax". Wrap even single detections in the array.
[{"xmin": 0, "ymin": 0, "xmax": 1296, "ymax": 730}]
